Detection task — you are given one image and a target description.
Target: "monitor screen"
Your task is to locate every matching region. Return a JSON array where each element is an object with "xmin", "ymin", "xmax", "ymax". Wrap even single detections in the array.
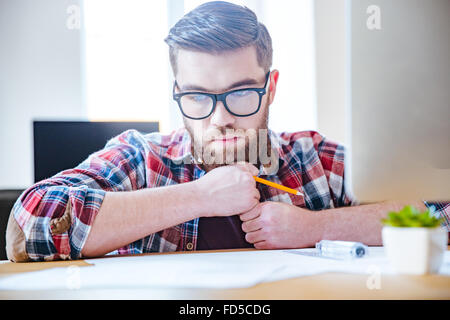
[
  {"xmin": 33, "ymin": 121, "xmax": 159, "ymax": 183},
  {"xmin": 349, "ymin": 0, "xmax": 450, "ymax": 202}
]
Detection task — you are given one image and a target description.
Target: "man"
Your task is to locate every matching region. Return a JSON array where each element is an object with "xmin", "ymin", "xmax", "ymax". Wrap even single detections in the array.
[{"xmin": 6, "ymin": 1, "xmax": 448, "ymax": 262}]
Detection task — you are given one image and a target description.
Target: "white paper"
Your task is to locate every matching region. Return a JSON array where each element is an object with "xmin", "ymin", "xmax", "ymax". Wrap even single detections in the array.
[{"xmin": 0, "ymin": 248, "xmax": 449, "ymax": 290}]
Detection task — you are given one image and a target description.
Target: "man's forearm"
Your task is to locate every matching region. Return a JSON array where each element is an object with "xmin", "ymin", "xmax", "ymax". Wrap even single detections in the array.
[
  {"xmin": 318, "ymin": 201, "xmax": 428, "ymax": 246},
  {"xmin": 82, "ymin": 181, "xmax": 205, "ymax": 257}
]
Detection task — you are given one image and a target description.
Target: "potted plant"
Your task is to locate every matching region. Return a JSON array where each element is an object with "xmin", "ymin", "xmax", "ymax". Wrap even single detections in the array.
[{"xmin": 381, "ymin": 205, "xmax": 448, "ymax": 275}]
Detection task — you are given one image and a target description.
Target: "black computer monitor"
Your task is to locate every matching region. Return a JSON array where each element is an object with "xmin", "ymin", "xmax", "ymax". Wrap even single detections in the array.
[{"xmin": 33, "ymin": 121, "xmax": 159, "ymax": 182}]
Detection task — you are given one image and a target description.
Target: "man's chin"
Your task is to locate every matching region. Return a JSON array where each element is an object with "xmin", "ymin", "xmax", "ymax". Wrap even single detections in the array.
[{"xmin": 201, "ymin": 141, "xmax": 249, "ymax": 169}]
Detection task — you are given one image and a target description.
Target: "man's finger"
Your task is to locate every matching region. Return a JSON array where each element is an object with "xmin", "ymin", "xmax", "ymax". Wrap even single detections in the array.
[
  {"xmin": 245, "ymin": 230, "xmax": 265, "ymax": 244},
  {"xmin": 242, "ymin": 218, "xmax": 262, "ymax": 233},
  {"xmin": 235, "ymin": 161, "xmax": 259, "ymax": 176},
  {"xmin": 239, "ymin": 203, "xmax": 261, "ymax": 222},
  {"xmin": 254, "ymin": 241, "xmax": 270, "ymax": 250}
]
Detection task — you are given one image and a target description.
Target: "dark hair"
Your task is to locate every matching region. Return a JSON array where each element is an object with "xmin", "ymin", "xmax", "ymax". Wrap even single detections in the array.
[{"xmin": 165, "ymin": 1, "xmax": 272, "ymax": 75}]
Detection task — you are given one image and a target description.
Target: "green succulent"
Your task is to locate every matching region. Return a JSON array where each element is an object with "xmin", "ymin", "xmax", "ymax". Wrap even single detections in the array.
[{"xmin": 381, "ymin": 205, "xmax": 443, "ymax": 228}]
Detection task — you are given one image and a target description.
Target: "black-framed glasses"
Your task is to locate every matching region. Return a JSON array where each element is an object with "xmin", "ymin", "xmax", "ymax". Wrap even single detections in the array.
[{"xmin": 173, "ymin": 71, "xmax": 270, "ymax": 120}]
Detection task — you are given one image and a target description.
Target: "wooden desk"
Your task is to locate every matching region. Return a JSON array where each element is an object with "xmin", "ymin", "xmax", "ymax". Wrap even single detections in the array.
[{"xmin": 1, "ymin": 248, "xmax": 449, "ymax": 299}]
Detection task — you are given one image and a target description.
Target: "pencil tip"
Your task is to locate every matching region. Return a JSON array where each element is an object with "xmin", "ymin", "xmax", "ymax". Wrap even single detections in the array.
[{"xmin": 297, "ymin": 191, "xmax": 303, "ymax": 196}]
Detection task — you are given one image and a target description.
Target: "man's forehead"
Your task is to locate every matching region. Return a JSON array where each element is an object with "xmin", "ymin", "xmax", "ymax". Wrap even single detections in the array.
[{"xmin": 175, "ymin": 47, "xmax": 265, "ymax": 92}]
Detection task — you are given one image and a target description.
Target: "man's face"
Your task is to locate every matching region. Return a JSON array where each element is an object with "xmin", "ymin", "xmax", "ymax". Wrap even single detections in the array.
[{"xmin": 174, "ymin": 46, "xmax": 278, "ymax": 170}]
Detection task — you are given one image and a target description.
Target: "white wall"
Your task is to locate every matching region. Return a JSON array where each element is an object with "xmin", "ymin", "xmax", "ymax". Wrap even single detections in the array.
[
  {"xmin": 314, "ymin": 0, "xmax": 348, "ymax": 146},
  {"xmin": 0, "ymin": 0, "xmax": 85, "ymax": 189},
  {"xmin": 264, "ymin": 0, "xmax": 317, "ymax": 134}
]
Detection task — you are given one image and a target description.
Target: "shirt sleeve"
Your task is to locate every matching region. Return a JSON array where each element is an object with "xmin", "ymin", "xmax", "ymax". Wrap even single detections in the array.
[
  {"xmin": 424, "ymin": 201, "xmax": 450, "ymax": 232},
  {"xmin": 316, "ymin": 134, "xmax": 359, "ymax": 208},
  {"xmin": 6, "ymin": 130, "xmax": 148, "ymax": 262}
]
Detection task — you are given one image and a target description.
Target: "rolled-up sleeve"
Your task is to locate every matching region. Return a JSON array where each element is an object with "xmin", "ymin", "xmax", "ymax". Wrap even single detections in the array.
[
  {"xmin": 424, "ymin": 201, "xmax": 450, "ymax": 232},
  {"xmin": 317, "ymin": 135, "xmax": 359, "ymax": 208},
  {"xmin": 6, "ymin": 130, "xmax": 148, "ymax": 262}
]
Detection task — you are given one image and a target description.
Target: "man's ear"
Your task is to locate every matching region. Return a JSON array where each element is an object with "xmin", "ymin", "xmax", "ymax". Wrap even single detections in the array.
[{"xmin": 268, "ymin": 69, "xmax": 279, "ymax": 105}]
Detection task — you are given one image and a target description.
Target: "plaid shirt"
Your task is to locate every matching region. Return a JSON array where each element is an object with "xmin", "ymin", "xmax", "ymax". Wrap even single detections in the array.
[{"xmin": 9, "ymin": 128, "xmax": 449, "ymax": 261}]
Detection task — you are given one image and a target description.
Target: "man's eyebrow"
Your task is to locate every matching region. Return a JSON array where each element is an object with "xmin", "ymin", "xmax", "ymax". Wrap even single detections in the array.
[{"xmin": 178, "ymin": 77, "xmax": 261, "ymax": 93}]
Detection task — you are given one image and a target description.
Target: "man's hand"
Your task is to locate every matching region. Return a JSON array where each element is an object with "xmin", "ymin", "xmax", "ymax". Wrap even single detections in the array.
[
  {"xmin": 240, "ymin": 201, "xmax": 322, "ymax": 249},
  {"xmin": 194, "ymin": 162, "xmax": 260, "ymax": 217}
]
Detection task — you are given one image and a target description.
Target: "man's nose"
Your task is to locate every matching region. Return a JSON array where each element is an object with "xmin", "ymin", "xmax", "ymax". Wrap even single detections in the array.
[{"xmin": 209, "ymin": 101, "xmax": 235, "ymax": 127}]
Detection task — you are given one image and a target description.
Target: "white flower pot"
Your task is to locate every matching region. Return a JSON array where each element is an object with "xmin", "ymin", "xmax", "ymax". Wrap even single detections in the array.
[{"xmin": 382, "ymin": 226, "xmax": 448, "ymax": 275}]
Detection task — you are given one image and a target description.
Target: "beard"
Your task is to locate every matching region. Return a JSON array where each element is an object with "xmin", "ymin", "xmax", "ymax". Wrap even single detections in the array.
[{"xmin": 183, "ymin": 103, "xmax": 272, "ymax": 172}]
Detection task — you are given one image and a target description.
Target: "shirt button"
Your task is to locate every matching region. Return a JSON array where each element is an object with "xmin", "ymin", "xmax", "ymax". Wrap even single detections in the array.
[{"xmin": 186, "ymin": 242, "xmax": 194, "ymax": 251}]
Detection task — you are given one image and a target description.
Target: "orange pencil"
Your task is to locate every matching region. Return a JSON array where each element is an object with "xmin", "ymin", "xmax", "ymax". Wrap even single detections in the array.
[{"xmin": 253, "ymin": 176, "xmax": 303, "ymax": 196}]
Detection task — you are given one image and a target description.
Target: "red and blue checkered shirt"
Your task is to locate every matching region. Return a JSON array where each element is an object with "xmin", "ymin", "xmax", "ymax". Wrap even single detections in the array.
[{"xmin": 9, "ymin": 128, "xmax": 449, "ymax": 261}]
